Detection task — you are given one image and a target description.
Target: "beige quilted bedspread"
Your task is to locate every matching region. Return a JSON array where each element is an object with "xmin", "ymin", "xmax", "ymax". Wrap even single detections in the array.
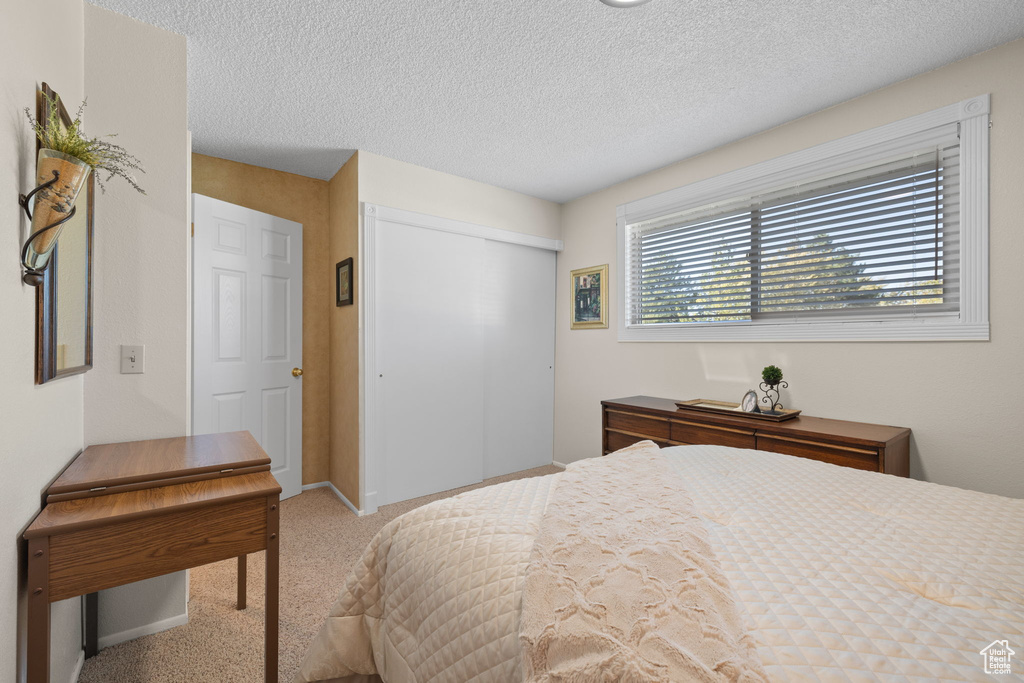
[
  {"xmin": 295, "ymin": 444, "xmax": 1024, "ymax": 682},
  {"xmin": 519, "ymin": 441, "xmax": 766, "ymax": 682}
]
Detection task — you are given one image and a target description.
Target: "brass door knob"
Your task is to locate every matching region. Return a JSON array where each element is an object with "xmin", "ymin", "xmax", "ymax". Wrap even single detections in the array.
[{"xmin": 292, "ymin": 368, "xmax": 303, "ymax": 377}]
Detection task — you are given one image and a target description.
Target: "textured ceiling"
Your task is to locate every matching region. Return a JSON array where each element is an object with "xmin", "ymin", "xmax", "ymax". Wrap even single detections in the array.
[{"xmin": 89, "ymin": 0, "xmax": 1024, "ymax": 203}]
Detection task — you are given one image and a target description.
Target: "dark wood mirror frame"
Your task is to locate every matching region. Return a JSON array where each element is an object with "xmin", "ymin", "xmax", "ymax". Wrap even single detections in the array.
[{"xmin": 36, "ymin": 83, "xmax": 94, "ymax": 384}]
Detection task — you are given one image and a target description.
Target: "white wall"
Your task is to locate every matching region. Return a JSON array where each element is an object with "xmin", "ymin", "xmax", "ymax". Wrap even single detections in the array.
[
  {"xmin": 83, "ymin": 4, "xmax": 191, "ymax": 646},
  {"xmin": 359, "ymin": 151, "xmax": 562, "ymax": 240},
  {"xmin": 0, "ymin": 3, "xmax": 88, "ymax": 682},
  {"xmin": 555, "ymin": 38, "xmax": 1024, "ymax": 499}
]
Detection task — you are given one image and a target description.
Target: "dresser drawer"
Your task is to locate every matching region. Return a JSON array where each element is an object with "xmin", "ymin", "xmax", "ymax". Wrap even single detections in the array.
[
  {"xmin": 605, "ymin": 429, "xmax": 666, "ymax": 453},
  {"xmin": 756, "ymin": 434, "xmax": 880, "ymax": 472},
  {"xmin": 605, "ymin": 409, "xmax": 670, "ymax": 441},
  {"xmin": 670, "ymin": 419, "xmax": 756, "ymax": 449}
]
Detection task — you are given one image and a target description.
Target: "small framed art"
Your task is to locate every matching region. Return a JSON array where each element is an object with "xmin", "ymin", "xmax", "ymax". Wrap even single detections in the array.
[
  {"xmin": 740, "ymin": 390, "xmax": 759, "ymax": 413},
  {"xmin": 570, "ymin": 264, "xmax": 608, "ymax": 329},
  {"xmin": 336, "ymin": 257, "xmax": 353, "ymax": 307}
]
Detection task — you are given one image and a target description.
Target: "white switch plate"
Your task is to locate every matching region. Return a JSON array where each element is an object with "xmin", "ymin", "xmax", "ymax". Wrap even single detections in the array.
[{"xmin": 121, "ymin": 345, "xmax": 144, "ymax": 374}]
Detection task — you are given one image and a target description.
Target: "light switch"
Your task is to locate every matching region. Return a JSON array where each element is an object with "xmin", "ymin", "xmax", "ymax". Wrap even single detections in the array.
[{"xmin": 121, "ymin": 345, "xmax": 144, "ymax": 374}]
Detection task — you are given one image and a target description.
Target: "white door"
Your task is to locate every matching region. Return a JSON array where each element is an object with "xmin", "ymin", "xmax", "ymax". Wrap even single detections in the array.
[
  {"xmin": 376, "ymin": 223, "xmax": 485, "ymax": 504},
  {"xmin": 482, "ymin": 241, "xmax": 555, "ymax": 478},
  {"xmin": 371, "ymin": 208, "xmax": 557, "ymax": 507},
  {"xmin": 192, "ymin": 194, "xmax": 302, "ymax": 499}
]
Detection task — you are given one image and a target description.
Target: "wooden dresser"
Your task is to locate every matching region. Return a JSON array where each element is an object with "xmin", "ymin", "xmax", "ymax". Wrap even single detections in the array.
[{"xmin": 602, "ymin": 396, "xmax": 911, "ymax": 476}]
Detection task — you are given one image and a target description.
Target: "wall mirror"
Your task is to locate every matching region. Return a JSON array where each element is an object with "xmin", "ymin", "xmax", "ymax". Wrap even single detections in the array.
[{"xmin": 36, "ymin": 83, "xmax": 94, "ymax": 384}]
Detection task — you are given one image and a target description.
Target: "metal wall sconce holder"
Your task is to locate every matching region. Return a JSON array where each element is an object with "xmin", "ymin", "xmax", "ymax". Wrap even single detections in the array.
[{"xmin": 19, "ymin": 169, "xmax": 76, "ymax": 286}]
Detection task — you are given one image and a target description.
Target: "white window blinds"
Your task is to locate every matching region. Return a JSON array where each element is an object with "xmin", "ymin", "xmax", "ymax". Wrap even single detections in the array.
[{"xmin": 625, "ymin": 129, "xmax": 960, "ymax": 327}]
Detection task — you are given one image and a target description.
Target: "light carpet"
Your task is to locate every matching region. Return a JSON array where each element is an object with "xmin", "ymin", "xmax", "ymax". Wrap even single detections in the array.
[{"xmin": 78, "ymin": 465, "xmax": 560, "ymax": 683}]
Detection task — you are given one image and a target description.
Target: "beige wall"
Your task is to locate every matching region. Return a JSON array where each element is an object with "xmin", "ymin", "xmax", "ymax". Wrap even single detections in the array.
[
  {"xmin": 0, "ymin": 3, "xmax": 88, "ymax": 682},
  {"xmin": 83, "ymin": 2, "xmax": 192, "ymax": 648},
  {"xmin": 328, "ymin": 154, "xmax": 361, "ymax": 505},
  {"xmin": 555, "ymin": 39, "xmax": 1024, "ymax": 499},
  {"xmin": 359, "ymin": 151, "xmax": 562, "ymax": 240},
  {"xmin": 192, "ymin": 154, "xmax": 333, "ymax": 485}
]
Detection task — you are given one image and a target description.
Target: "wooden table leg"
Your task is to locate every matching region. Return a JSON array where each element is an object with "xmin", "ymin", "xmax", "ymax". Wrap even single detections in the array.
[
  {"xmin": 237, "ymin": 555, "xmax": 247, "ymax": 610},
  {"xmin": 85, "ymin": 592, "xmax": 99, "ymax": 657},
  {"xmin": 265, "ymin": 495, "xmax": 280, "ymax": 683},
  {"xmin": 27, "ymin": 537, "xmax": 50, "ymax": 683}
]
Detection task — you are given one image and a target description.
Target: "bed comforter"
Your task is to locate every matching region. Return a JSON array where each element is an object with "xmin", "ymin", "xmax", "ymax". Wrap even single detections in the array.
[{"xmin": 295, "ymin": 443, "xmax": 1024, "ymax": 682}]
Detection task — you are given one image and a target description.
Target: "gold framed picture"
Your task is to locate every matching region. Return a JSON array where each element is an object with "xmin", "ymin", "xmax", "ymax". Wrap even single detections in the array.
[{"xmin": 570, "ymin": 264, "xmax": 608, "ymax": 329}]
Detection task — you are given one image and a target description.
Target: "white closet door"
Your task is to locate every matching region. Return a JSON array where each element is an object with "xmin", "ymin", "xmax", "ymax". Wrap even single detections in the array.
[
  {"xmin": 482, "ymin": 241, "xmax": 555, "ymax": 478},
  {"xmin": 376, "ymin": 222, "xmax": 485, "ymax": 505}
]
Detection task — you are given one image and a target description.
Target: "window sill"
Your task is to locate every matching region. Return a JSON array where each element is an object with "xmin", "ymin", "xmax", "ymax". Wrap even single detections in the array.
[{"xmin": 618, "ymin": 318, "xmax": 989, "ymax": 342}]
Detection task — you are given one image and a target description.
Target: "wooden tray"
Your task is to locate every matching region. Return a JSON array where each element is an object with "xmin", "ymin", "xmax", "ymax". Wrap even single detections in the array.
[{"xmin": 674, "ymin": 398, "xmax": 801, "ymax": 422}]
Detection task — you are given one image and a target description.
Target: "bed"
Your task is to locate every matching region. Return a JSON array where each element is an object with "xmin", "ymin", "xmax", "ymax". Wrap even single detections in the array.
[{"xmin": 295, "ymin": 442, "xmax": 1024, "ymax": 682}]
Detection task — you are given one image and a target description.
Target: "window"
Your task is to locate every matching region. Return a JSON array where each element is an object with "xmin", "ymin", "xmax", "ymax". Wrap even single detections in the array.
[{"xmin": 617, "ymin": 96, "xmax": 989, "ymax": 342}]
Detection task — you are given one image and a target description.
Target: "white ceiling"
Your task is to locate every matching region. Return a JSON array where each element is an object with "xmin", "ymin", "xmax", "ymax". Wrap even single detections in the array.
[{"xmin": 89, "ymin": 0, "xmax": 1024, "ymax": 203}]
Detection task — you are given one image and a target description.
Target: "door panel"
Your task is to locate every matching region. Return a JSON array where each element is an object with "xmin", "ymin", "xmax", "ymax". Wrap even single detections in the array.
[
  {"xmin": 482, "ymin": 241, "xmax": 555, "ymax": 478},
  {"xmin": 193, "ymin": 194, "xmax": 302, "ymax": 498},
  {"xmin": 376, "ymin": 222, "xmax": 485, "ymax": 505}
]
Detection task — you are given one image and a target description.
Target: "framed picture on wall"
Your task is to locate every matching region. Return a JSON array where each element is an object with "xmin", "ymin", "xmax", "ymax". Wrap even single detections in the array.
[
  {"xmin": 336, "ymin": 257, "xmax": 354, "ymax": 306},
  {"xmin": 570, "ymin": 264, "xmax": 608, "ymax": 329}
]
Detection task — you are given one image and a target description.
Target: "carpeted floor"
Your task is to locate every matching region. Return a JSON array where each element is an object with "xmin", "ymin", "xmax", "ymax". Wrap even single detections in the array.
[{"xmin": 78, "ymin": 464, "xmax": 560, "ymax": 682}]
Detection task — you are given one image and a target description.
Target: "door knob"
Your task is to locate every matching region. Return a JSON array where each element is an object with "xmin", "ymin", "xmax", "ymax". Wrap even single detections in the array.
[{"xmin": 292, "ymin": 368, "xmax": 303, "ymax": 377}]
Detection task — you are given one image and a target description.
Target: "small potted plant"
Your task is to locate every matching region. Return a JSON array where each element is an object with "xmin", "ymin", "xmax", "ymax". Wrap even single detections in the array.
[
  {"xmin": 22, "ymin": 92, "xmax": 145, "ymax": 279},
  {"xmin": 759, "ymin": 365, "xmax": 788, "ymax": 413}
]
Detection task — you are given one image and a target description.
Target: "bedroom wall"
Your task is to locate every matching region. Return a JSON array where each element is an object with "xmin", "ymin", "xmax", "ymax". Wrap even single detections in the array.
[
  {"xmin": 554, "ymin": 38, "xmax": 1024, "ymax": 499},
  {"xmin": 1, "ymin": 4, "xmax": 88, "ymax": 683},
  {"xmin": 358, "ymin": 151, "xmax": 562, "ymax": 240},
  {"xmin": 83, "ymin": 3, "xmax": 192, "ymax": 647},
  {"xmin": 191, "ymin": 153, "xmax": 333, "ymax": 485},
  {"xmin": 328, "ymin": 153, "xmax": 360, "ymax": 505}
]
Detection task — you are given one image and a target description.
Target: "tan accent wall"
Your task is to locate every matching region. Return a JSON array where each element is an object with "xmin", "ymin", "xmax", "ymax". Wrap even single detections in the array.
[
  {"xmin": 192, "ymin": 154, "xmax": 332, "ymax": 484},
  {"xmin": 328, "ymin": 153, "xmax": 361, "ymax": 506},
  {"xmin": 555, "ymin": 39, "xmax": 1024, "ymax": 498}
]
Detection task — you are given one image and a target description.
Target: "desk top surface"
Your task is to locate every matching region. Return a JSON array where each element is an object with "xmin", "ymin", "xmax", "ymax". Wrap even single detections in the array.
[
  {"xmin": 49, "ymin": 432, "xmax": 271, "ymax": 496},
  {"xmin": 26, "ymin": 470, "xmax": 281, "ymax": 539}
]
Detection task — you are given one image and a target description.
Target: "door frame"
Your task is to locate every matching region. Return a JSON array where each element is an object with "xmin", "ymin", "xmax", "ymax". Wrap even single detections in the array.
[{"xmin": 359, "ymin": 203, "xmax": 563, "ymax": 514}]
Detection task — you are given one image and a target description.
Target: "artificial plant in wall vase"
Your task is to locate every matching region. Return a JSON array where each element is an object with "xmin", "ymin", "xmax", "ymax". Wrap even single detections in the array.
[{"xmin": 21, "ymin": 91, "xmax": 145, "ymax": 285}]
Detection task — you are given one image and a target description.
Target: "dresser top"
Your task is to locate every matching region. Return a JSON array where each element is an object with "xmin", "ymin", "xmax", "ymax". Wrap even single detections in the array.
[
  {"xmin": 49, "ymin": 431, "xmax": 271, "ymax": 496},
  {"xmin": 603, "ymin": 396, "xmax": 910, "ymax": 447}
]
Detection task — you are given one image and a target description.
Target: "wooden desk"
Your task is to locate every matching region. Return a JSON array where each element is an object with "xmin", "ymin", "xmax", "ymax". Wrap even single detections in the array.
[{"xmin": 24, "ymin": 432, "xmax": 282, "ymax": 683}]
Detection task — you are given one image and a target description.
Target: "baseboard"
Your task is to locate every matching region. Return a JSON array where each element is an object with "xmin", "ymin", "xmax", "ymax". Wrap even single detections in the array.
[
  {"xmin": 68, "ymin": 650, "xmax": 84, "ymax": 683},
  {"xmin": 97, "ymin": 612, "xmax": 188, "ymax": 650},
  {"xmin": 301, "ymin": 481, "xmax": 363, "ymax": 516},
  {"xmin": 552, "ymin": 460, "xmax": 568, "ymax": 470}
]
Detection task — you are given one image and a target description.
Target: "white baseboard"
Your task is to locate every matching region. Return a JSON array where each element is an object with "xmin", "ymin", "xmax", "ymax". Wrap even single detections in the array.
[
  {"xmin": 301, "ymin": 481, "xmax": 363, "ymax": 516},
  {"xmin": 68, "ymin": 650, "xmax": 84, "ymax": 683},
  {"xmin": 552, "ymin": 460, "xmax": 568, "ymax": 470},
  {"xmin": 97, "ymin": 612, "xmax": 189, "ymax": 650}
]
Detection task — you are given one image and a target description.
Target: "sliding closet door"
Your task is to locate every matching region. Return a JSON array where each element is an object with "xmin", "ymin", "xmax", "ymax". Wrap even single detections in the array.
[
  {"xmin": 376, "ymin": 222, "xmax": 486, "ymax": 504},
  {"xmin": 482, "ymin": 241, "xmax": 555, "ymax": 478}
]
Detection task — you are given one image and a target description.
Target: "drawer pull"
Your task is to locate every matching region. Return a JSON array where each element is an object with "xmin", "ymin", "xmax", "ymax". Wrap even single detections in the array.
[
  {"xmin": 760, "ymin": 434, "xmax": 875, "ymax": 455},
  {"xmin": 606, "ymin": 409, "xmax": 668, "ymax": 422},
  {"xmin": 671, "ymin": 419, "xmax": 753, "ymax": 436},
  {"xmin": 605, "ymin": 428, "xmax": 665, "ymax": 442}
]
